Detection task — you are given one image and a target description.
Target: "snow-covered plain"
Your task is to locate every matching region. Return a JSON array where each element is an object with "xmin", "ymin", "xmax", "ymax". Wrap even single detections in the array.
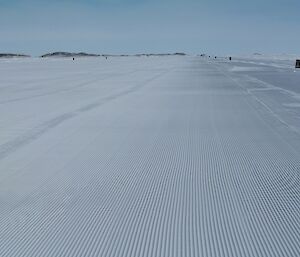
[{"xmin": 0, "ymin": 56, "xmax": 299, "ymax": 256}]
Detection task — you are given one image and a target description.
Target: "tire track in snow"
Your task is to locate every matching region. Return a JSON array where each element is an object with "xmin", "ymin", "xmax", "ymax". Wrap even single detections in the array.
[{"xmin": 0, "ymin": 69, "xmax": 170, "ymax": 161}]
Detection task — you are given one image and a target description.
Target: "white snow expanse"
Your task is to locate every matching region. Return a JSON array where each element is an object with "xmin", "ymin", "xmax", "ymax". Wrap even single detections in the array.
[{"xmin": 0, "ymin": 56, "xmax": 300, "ymax": 256}]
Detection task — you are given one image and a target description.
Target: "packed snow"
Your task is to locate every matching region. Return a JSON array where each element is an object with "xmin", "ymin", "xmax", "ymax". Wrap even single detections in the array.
[{"xmin": 0, "ymin": 56, "xmax": 299, "ymax": 256}]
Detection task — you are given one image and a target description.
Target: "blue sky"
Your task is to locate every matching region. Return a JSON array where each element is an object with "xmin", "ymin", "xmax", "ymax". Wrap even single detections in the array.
[{"xmin": 0, "ymin": 0, "xmax": 299, "ymax": 56}]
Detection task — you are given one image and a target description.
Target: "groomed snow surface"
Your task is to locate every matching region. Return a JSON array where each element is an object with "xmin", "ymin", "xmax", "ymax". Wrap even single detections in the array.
[{"xmin": 0, "ymin": 56, "xmax": 300, "ymax": 257}]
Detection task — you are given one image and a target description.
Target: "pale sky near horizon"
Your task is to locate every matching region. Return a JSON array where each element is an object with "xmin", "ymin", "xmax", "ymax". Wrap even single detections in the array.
[{"xmin": 0, "ymin": 0, "xmax": 299, "ymax": 56}]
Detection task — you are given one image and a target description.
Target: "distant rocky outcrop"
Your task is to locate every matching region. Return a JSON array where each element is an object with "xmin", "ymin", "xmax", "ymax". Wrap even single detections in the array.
[
  {"xmin": 173, "ymin": 52, "xmax": 186, "ymax": 56},
  {"xmin": 40, "ymin": 52, "xmax": 100, "ymax": 58},
  {"xmin": 134, "ymin": 53, "xmax": 186, "ymax": 57},
  {"xmin": 0, "ymin": 53, "xmax": 30, "ymax": 58},
  {"xmin": 40, "ymin": 52, "xmax": 187, "ymax": 58}
]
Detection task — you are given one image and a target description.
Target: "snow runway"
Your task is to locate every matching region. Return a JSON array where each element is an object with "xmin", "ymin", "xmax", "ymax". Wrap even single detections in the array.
[{"xmin": 0, "ymin": 56, "xmax": 299, "ymax": 256}]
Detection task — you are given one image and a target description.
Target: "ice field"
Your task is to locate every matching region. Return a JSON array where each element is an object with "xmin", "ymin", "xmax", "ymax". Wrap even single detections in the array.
[{"xmin": 0, "ymin": 56, "xmax": 299, "ymax": 256}]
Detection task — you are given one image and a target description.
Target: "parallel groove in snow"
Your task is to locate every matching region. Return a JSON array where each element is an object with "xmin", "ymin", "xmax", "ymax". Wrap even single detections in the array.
[{"xmin": 0, "ymin": 57, "xmax": 299, "ymax": 256}]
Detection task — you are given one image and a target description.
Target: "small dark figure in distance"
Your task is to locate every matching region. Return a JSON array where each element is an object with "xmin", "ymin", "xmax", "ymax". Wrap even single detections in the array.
[
  {"xmin": 229, "ymin": 57, "xmax": 232, "ymax": 61},
  {"xmin": 73, "ymin": 58, "xmax": 75, "ymax": 61},
  {"xmin": 296, "ymin": 60, "xmax": 300, "ymax": 68},
  {"xmin": 106, "ymin": 57, "xmax": 108, "ymax": 60},
  {"xmin": 215, "ymin": 56, "xmax": 217, "ymax": 59}
]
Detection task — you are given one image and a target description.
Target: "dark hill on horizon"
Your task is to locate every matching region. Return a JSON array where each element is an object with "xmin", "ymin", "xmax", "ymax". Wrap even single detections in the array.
[
  {"xmin": 40, "ymin": 52, "xmax": 187, "ymax": 58},
  {"xmin": 0, "ymin": 53, "xmax": 30, "ymax": 58},
  {"xmin": 40, "ymin": 52, "xmax": 100, "ymax": 58}
]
